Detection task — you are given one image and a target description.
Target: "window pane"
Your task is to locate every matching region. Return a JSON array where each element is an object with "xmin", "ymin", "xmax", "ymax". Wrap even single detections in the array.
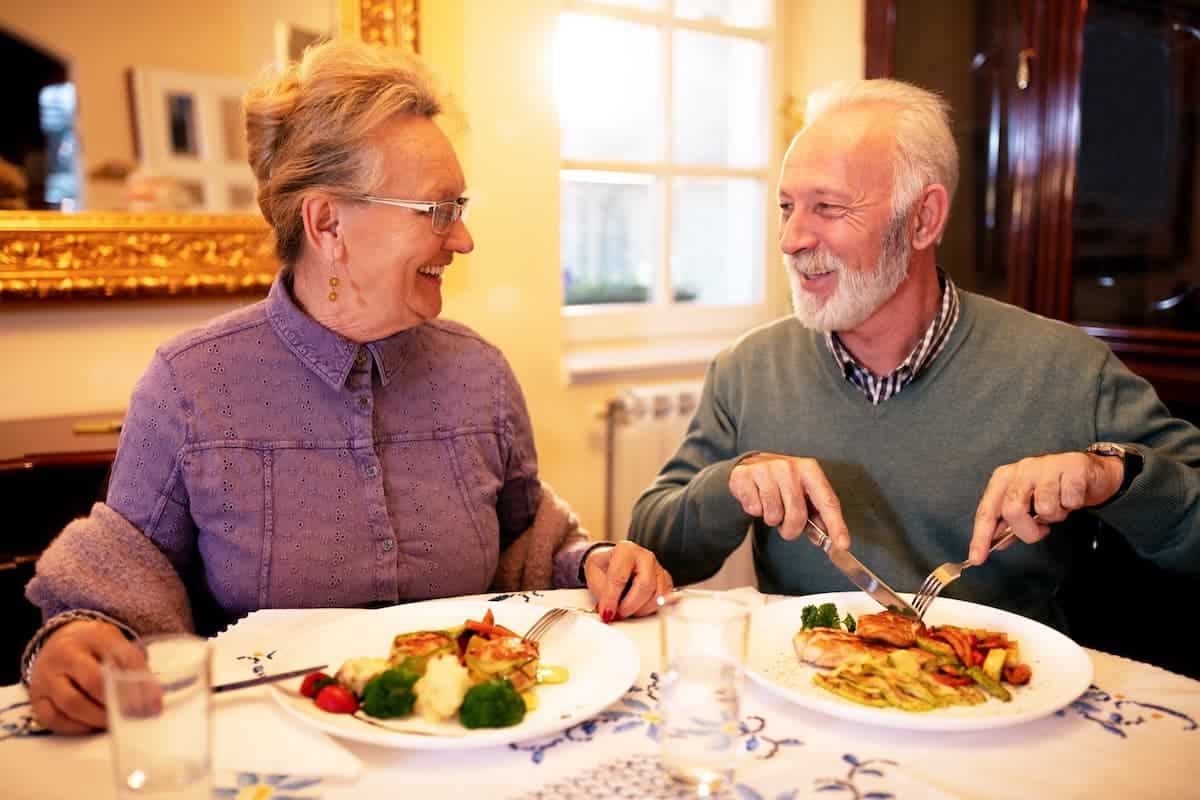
[
  {"xmin": 675, "ymin": 0, "xmax": 771, "ymax": 28},
  {"xmin": 556, "ymin": 15, "xmax": 662, "ymax": 162},
  {"xmin": 671, "ymin": 177, "xmax": 764, "ymax": 305},
  {"xmin": 562, "ymin": 171, "xmax": 657, "ymax": 306},
  {"xmin": 673, "ymin": 31, "xmax": 767, "ymax": 168}
]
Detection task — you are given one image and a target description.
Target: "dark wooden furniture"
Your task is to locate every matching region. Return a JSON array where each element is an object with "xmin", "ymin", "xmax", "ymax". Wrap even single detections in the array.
[
  {"xmin": 866, "ymin": 0, "xmax": 1200, "ymax": 679},
  {"xmin": 0, "ymin": 412, "xmax": 122, "ymax": 685}
]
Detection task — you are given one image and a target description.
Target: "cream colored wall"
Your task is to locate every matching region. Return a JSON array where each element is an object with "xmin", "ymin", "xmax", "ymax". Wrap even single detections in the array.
[
  {"xmin": 783, "ymin": 0, "xmax": 866, "ymax": 129},
  {"xmin": 0, "ymin": 0, "xmax": 864, "ymax": 538}
]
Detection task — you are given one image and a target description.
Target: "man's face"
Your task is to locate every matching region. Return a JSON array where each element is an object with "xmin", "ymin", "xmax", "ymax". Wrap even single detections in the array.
[{"xmin": 777, "ymin": 107, "xmax": 913, "ymax": 333}]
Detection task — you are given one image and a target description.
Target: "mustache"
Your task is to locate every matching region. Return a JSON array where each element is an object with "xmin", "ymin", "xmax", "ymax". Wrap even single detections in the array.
[{"xmin": 784, "ymin": 249, "xmax": 844, "ymax": 275}]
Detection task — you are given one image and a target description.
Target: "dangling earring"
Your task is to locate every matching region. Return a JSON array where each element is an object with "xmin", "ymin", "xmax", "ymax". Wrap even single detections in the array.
[{"xmin": 328, "ymin": 276, "xmax": 339, "ymax": 302}]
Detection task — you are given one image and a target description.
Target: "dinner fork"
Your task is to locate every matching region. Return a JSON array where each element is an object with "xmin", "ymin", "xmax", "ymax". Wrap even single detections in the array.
[
  {"xmin": 911, "ymin": 529, "xmax": 1018, "ymax": 620},
  {"xmin": 521, "ymin": 607, "xmax": 569, "ymax": 643}
]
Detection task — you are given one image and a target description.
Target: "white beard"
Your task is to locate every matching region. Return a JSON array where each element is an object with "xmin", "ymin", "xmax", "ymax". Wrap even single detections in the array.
[{"xmin": 785, "ymin": 215, "xmax": 912, "ymax": 332}]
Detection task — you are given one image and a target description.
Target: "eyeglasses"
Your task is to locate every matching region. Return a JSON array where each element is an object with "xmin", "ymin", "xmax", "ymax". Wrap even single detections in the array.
[{"xmin": 358, "ymin": 195, "xmax": 470, "ymax": 235}]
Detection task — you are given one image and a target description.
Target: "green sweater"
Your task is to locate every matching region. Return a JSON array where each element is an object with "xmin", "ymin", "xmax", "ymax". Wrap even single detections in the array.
[{"xmin": 630, "ymin": 292, "xmax": 1200, "ymax": 628}]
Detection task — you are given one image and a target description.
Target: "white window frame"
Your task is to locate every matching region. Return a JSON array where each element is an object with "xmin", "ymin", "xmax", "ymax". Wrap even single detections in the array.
[{"xmin": 559, "ymin": 1, "xmax": 782, "ymax": 346}]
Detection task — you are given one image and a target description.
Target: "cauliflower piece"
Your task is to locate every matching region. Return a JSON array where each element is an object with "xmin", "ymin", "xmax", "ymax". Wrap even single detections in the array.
[
  {"xmin": 335, "ymin": 657, "xmax": 389, "ymax": 696},
  {"xmin": 413, "ymin": 653, "xmax": 472, "ymax": 722}
]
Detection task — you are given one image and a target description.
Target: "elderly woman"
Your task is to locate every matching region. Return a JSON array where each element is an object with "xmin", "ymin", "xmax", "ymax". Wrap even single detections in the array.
[{"xmin": 23, "ymin": 40, "xmax": 672, "ymax": 734}]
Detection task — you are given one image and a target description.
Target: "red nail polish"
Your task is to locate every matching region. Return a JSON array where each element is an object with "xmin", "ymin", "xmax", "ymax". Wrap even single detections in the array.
[{"xmin": 602, "ymin": 609, "xmax": 614, "ymax": 624}]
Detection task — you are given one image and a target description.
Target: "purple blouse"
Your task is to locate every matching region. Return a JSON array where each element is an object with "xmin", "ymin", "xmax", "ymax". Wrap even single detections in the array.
[{"xmin": 105, "ymin": 278, "xmax": 585, "ymax": 622}]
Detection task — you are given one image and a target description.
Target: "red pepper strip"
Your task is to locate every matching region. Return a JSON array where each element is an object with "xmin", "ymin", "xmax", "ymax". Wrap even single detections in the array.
[
  {"xmin": 932, "ymin": 672, "xmax": 974, "ymax": 687},
  {"xmin": 933, "ymin": 628, "xmax": 973, "ymax": 666},
  {"xmin": 464, "ymin": 620, "xmax": 519, "ymax": 638}
]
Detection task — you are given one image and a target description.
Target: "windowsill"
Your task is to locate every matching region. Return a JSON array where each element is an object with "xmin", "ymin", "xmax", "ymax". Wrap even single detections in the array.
[{"xmin": 563, "ymin": 337, "xmax": 732, "ymax": 384}]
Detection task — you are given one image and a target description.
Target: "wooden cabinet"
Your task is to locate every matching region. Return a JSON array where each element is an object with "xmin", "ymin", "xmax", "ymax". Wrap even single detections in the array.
[
  {"xmin": 0, "ymin": 412, "xmax": 121, "ymax": 684},
  {"xmin": 865, "ymin": 0, "xmax": 1199, "ymax": 679},
  {"xmin": 867, "ymin": 0, "xmax": 1200, "ymax": 424}
]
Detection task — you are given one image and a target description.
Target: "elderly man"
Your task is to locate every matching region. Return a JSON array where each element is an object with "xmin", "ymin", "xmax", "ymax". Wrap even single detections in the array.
[{"xmin": 629, "ymin": 79, "xmax": 1200, "ymax": 628}]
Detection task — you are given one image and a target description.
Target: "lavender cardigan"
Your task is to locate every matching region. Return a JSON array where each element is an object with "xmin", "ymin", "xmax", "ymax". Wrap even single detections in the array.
[{"xmin": 27, "ymin": 278, "xmax": 590, "ymax": 632}]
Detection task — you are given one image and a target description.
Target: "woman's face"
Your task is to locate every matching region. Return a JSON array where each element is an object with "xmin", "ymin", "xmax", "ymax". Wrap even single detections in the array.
[{"xmin": 334, "ymin": 115, "xmax": 474, "ymax": 337}]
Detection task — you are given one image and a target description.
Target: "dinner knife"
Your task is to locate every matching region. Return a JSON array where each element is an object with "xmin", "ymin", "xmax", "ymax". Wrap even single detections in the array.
[
  {"xmin": 212, "ymin": 664, "xmax": 328, "ymax": 694},
  {"xmin": 803, "ymin": 519, "xmax": 919, "ymax": 617}
]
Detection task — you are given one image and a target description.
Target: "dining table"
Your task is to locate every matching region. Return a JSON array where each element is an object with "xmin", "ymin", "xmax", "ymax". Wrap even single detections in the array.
[{"xmin": 1, "ymin": 586, "xmax": 1196, "ymax": 799}]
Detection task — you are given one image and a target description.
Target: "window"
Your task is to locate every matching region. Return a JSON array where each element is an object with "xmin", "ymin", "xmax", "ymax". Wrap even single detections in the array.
[{"xmin": 555, "ymin": 0, "xmax": 777, "ymax": 344}]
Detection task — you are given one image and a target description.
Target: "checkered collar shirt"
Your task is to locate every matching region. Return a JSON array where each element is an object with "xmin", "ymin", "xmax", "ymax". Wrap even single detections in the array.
[{"xmin": 825, "ymin": 269, "xmax": 961, "ymax": 405}]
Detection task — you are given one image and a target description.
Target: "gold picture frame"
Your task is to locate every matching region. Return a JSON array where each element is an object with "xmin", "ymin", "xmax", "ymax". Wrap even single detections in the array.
[{"xmin": 0, "ymin": 0, "xmax": 418, "ymax": 303}]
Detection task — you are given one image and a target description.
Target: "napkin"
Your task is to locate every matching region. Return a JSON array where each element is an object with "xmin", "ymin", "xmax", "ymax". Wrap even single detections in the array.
[{"xmin": 208, "ymin": 608, "xmax": 366, "ymax": 781}]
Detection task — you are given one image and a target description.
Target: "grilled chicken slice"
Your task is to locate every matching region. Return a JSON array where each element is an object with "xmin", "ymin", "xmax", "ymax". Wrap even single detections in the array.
[
  {"xmin": 855, "ymin": 611, "xmax": 924, "ymax": 648},
  {"xmin": 793, "ymin": 628, "xmax": 891, "ymax": 668}
]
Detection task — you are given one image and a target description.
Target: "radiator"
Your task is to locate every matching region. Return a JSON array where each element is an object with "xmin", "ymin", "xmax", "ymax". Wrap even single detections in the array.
[{"xmin": 602, "ymin": 382, "xmax": 756, "ymax": 589}]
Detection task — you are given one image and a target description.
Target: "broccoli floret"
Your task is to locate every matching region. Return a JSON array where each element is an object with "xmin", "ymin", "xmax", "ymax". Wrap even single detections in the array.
[
  {"xmin": 842, "ymin": 612, "xmax": 856, "ymax": 633},
  {"xmin": 800, "ymin": 602, "xmax": 842, "ymax": 630},
  {"xmin": 361, "ymin": 666, "xmax": 420, "ymax": 718},
  {"xmin": 458, "ymin": 678, "xmax": 526, "ymax": 729}
]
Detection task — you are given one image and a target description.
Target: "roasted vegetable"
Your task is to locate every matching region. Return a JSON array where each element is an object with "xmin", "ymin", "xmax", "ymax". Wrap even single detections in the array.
[
  {"xmin": 459, "ymin": 678, "xmax": 526, "ymax": 729},
  {"xmin": 966, "ymin": 666, "xmax": 1012, "ymax": 702},
  {"xmin": 982, "ymin": 648, "xmax": 1007, "ymax": 682},
  {"xmin": 388, "ymin": 630, "xmax": 458, "ymax": 674},
  {"xmin": 361, "ymin": 666, "xmax": 421, "ymax": 718},
  {"xmin": 464, "ymin": 634, "xmax": 540, "ymax": 692}
]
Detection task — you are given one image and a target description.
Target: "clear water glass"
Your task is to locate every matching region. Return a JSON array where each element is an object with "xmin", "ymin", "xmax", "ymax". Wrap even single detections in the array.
[
  {"xmin": 658, "ymin": 591, "xmax": 750, "ymax": 794},
  {"xmin": 103, "ymin": 633, "xmax": 212, "ymax": 800}
]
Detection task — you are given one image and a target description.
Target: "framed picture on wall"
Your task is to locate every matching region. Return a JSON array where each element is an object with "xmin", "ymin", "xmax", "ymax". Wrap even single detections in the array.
[{"xmin": 127, "ymin": 66, "xmax": 257, "ymax": 213}]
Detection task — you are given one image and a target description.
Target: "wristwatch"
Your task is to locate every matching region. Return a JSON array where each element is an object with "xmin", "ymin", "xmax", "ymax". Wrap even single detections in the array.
[{"xmin": 1086, "ymin": 442, "xmax": 1143, "ymax": 502}]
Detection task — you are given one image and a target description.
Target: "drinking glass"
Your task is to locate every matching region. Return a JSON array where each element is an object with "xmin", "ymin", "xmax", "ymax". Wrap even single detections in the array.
[
  {"xmin": 657, "ymin": 591, "xmax": 750, "ymax": 794},
  {"xmin": 102, "ymin": 633, "xmax": 212, "ymax": 800}
]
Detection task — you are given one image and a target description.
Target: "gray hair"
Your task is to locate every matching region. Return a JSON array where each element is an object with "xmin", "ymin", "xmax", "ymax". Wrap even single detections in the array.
[
  {"xmin": 803, "ymin": 79, "xmax": 959, "ymax": 216},
  {"xmin": 244, "ymin": 39, "xmax": 445, "ymax": 269}
]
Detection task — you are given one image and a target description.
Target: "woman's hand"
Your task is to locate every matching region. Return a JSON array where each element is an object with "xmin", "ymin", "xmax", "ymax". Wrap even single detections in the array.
[
  {"xmin": 27, "ymin": 620, "xmax": 145, "ymax": 734},
  {"xmin": 582, "ymin": 541, "xmax": 674, "ymax": 623}
]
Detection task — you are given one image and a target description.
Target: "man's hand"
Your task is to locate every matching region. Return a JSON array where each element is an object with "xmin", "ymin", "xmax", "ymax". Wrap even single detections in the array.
[
  {"xmin": 729, "ymin": 452, "xmax": 850, "ymax": 549},
  {"xmin": 969, "ymin": 451, "xmax": 1123, "ymax": 564},
  {"xmin": 28, "ymin": 620, "xmax": 145, "ymax": 734},
  {"xmin": 583, "ymin": 541, "xmax": 674, "ymax": 623}
]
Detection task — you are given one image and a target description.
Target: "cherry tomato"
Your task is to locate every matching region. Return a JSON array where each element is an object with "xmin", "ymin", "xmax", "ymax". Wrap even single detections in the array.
[
  {"xmin": 314, "ymin": 684, "xmax": 359, "ymax": 714},
  {"xmin": 300, "ymin": 671, "xmax": 334, "ymax": 699}
]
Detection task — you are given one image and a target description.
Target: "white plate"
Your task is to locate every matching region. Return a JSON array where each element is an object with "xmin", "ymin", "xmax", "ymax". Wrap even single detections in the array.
[
  {"xmin": 270, "ymin": 599, "xmax": 640, "ymax": 749},
  {"xmin": 745, "ymin": 592, "xmax": 1093, "ymax": 732}
]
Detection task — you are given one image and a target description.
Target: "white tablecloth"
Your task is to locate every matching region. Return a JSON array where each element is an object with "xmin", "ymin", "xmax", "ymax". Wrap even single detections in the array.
[{"xmin": 2, "ymin": 588, "xmax": 1197, "ymax": 799}]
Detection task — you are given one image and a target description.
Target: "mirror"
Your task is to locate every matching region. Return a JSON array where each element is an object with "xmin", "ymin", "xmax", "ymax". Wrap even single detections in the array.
[{"xmin": 0, "ymin": 0, "xmax": 417, "ymax": 301}]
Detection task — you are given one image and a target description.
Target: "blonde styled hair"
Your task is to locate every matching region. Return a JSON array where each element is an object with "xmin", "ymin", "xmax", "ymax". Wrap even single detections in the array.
[
  {"xmin": 244, "ymin": 39, "xmax": 444, "ymax": 269},
  {"xmin": 804, "ymin": 79, "xmax": 959, "ymax": 216}
]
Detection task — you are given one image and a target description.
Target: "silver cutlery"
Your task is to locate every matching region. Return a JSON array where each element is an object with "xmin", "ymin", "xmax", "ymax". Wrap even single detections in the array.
[
  {"xmin": 911, "ymin": 529, "xmax": 1018, "ymax": 619},
  {"xmin": 804, "ymin": 518, "xmax": 920, "ymax": 618},
  {"xmin": 212, "ymin": 664, "xmax": 328, "ymax": 694}
]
